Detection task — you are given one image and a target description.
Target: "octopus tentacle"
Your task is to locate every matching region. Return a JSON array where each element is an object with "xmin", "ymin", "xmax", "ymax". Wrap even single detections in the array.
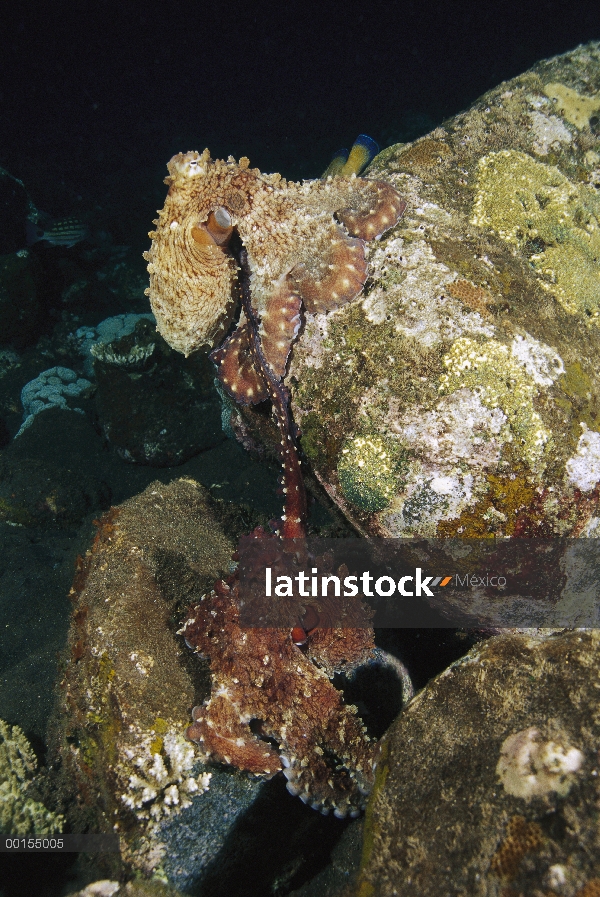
[
  {"xmin": 187, "ymin": 697, "xmax": 281, "ymax": 777},
  {"xmin": 258, "ymin": 275, "xmax": 303, "ymax": 377},
  {"xmin": 290, "ymin": 225, "xmax": 368, "ymax": 314},
  {"xmin": 211, "ymin": 323, "xmax": 269, "ymax": 405},
  {"xmin": 335, "ymin": 180, "xmax": 407, "ymax": 241},
  {"xmin": 235, "ymin": 247, "xmax": 307, "ymax": 539}
]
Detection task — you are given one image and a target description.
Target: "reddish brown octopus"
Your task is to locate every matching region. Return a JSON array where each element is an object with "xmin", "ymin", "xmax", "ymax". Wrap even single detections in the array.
[{"xmin": 145, "ymin": 147, "xmax": 406, "ymax": 814}]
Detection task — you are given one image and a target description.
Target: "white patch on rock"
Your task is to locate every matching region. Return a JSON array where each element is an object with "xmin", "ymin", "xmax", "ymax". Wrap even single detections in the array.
[
  {"xmin": 392, "ymin": 388, "xmax": 506, "ymax": 468},
  {"xmin": 118, "ymin": 729, "xmax": 211, "ymax": 824},
  {"xmin": 429, "ymin": 476, "xmax": 457, "ymax": 495},
  {"xmin": 363, "ymin": 238, "xmax": 495, "ymax": 346},
  {"xmin": 566, "ymin": 424, "xmax": 600, "ymax": 492},
  {"xmin": 497, "ymin": 726, "xmax": 583, "ymax": 800},
  {"xmin": 292, "ymin": 311, "xmax": 330, "ymax": 370},
  {"xmin": 510, "ymin": 333, "xmax": 565, "ymax": 385},
  {"xmin": 529, "ymin": 110, "xmax": 572, "ymax": 156},
  {"xmin": 382, "ymin": 389, "xmax": 511, "ymax": 535},
  {"xmin": 73, "ymin": 883, "xmax": 121, "ymax": 897}
]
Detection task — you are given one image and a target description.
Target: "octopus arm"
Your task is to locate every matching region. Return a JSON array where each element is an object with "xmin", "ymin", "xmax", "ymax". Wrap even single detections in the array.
[
  {"xmin": 290, "ymin": 222, "xmax": 368, "ymax": 313},
  {"xmin": 187, "ymin": 694, "xmax": 282, "ymax": 777},
  {"xmin": 211, "ymin": 322, "xmax": 270, "ymax": 404},
  {"xmin": 258, "ymin": 274, "xmax": 303, "ymax": 377},
  {"xmin": 281, "ymin": 681, "xmax": 376, "ymax": 816},
  {"xmin": 300, "ymin": 176, "xmax": 406, "ymax": 242}
]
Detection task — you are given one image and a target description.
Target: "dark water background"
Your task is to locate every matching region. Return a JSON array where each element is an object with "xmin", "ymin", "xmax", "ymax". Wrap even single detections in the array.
[
  {"xmin": 1, "ymin": 0, "xmax": 597, "ymax": 248},
  {"xmin": 0, "ymin": 1, "xmax": 598, "ymax": 894}
]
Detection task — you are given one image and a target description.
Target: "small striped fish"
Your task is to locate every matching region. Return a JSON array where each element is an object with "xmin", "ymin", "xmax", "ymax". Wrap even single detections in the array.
[{"xmin": 26, "ymin": 215, "xmax": 89, "ymax": 248}]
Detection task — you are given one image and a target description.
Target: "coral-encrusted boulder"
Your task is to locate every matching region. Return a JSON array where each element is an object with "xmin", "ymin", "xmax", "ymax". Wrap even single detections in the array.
[
  {"xmin": 49, "ymin": 479, "xmax": 247, "ymax": 883},
  {"xmin": 283, "ymin": 42, "xmax": 600, "ymax": 538},
  {"xmin": 356, "ymin": 630, "xmax": 600, "ymax": 896},
  {"xmin": 49, "ymin": 480, "xmax": 359, "ymax": 893}
]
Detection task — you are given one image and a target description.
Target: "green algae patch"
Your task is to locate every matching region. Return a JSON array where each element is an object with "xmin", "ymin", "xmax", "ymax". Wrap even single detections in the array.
[
  {"xmin": 471, "ymin": 150, "xmax": 600, "ymax": 323},
  {"xmin": 558, "ymin": 362, "xmax": 600, "ymax": 438},
  {"xmin": 439, "ymin": 337, "xmax": 550, "ymax": 469},
  {"xmin": 543, "ymin": 82, "xmax": 600, "ymax": 129},
  {"xmin": 338, "ymin": 434, "xmax": 406, "ymax": 512}
]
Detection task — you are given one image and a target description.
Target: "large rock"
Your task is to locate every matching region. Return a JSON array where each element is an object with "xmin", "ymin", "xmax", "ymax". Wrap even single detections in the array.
[
  {"xmin": 49, "ymin": 479, "xmax": 355, "ymax": 894},
  {"xmin": 357, "ymin": 629, "xmax": 600, "ymax": 896},
  {"xmin": 49, "ymin": 479, "xmax": 239, "ymax": 882},
  {"xmin": 281, "ymin": 42, "xmax": 600, "ymax": 538}
]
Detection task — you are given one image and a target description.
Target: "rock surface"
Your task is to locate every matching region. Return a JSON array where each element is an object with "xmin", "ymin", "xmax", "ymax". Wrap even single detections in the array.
[
  {"xmin": 49, "ymin": 478, "xmax": 238, "ymax": 881},
  {"xmin": 49, "ymin": 479, "xmax": 353, "ymax": 894},
  {"xmin": 357, "ymin": 629, "xmax": 600, "ymax": 897},
  {"xmin": 278, "ymin": 42, "xmax": 600, "ymax": 538}
]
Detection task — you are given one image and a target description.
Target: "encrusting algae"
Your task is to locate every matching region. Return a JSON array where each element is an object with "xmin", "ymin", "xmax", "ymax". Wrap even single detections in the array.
[
  {"xmin": 471, "ymin": 149, "xmax": 600, "ymax": 323},
  {"xmin": 438, "ymin": 336, "xmax": 552, "ymax": 470}
]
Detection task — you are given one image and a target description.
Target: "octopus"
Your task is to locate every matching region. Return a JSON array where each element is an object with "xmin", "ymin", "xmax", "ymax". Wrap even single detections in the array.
[
  {"xmin": 145, "ymin": 142, "xmax": 406, "ymax": 811},
  {"xmin": 179, "ymin": 535, "xmax": 378, "ymax": 817}
]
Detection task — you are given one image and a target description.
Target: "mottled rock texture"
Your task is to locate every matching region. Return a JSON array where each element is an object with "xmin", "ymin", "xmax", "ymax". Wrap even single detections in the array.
[
  {"xmin": 49, "ymin": 478, "xmax": 240, "ymax": 880},
  {"xmin": 282, "ymin": 42, "xmax": 600, "ymax": 538},
  {"xmin": 357, "ymin": 629, "xmax": 600, "ymax": 897}
]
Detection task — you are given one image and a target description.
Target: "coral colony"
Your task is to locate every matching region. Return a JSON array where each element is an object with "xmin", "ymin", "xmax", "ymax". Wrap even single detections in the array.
[{"xmin": 145, "ymin": 142, "xmax": 405, "ymax": 814}]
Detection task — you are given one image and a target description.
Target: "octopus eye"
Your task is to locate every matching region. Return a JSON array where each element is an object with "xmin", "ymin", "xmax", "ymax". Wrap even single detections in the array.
[
  {"xmin": 213, "ymin": 207, "xmax": 232, "ymax": 229},
  {"xmin": 291, "ymin": 626, "xmax": 308, "ymax": 646}
]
